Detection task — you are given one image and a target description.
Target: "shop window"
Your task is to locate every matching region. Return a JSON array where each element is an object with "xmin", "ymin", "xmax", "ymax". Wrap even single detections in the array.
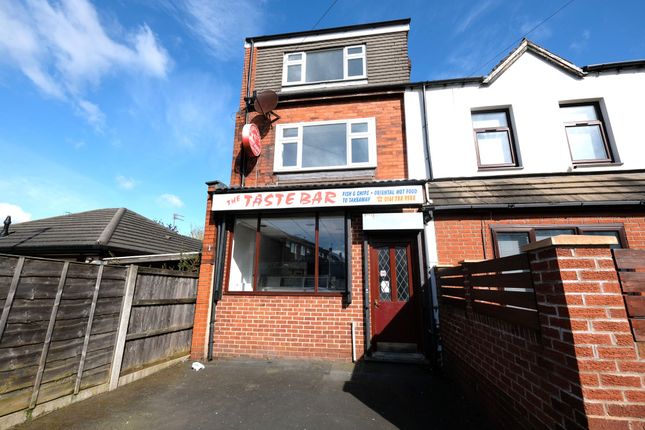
[
  {"xmin": 282, "ymin": 45, "xmax": 366, "ymax": 86},
  {"xmin": 471, "ymin": 110, "xmax": 519, "ymax": 169},
  {"xmin": 492, "ymin": 225, "xmax": 626, "ymax": 257},
  {"xmin": 560, "ymin": 102, "xmax": 613, "ymax": 164},
  {"xmin": 274, "ymin": 118, "xmax": 376, "ymax": 172},
  {"xmin": 228, "ymin": 213, "xmax": 347, "ymax": 294}
]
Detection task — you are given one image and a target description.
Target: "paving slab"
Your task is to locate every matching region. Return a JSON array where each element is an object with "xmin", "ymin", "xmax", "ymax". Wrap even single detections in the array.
[{"xmin": 13, "ymin": 359, "xmax": 492, "ymax": 430}]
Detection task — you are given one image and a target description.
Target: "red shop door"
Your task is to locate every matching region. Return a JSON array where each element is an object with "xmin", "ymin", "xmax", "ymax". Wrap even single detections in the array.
[{"xmin": 369, "ymin": 238, "xmax": 421, "ymax": 350}]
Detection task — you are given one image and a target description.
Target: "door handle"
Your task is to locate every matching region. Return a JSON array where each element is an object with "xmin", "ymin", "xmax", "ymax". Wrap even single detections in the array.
[{"xmin": 374, "ymin": 299, "xmax": 379, "ymax": 308}]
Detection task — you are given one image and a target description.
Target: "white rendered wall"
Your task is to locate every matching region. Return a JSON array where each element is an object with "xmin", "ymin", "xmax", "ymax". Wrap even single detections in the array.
[
  {"xmin": 404, "ymin": 89, "xmax": 430, "ymax": 179},
  {"xmin": 418, "ymin": 52, "xmax": 645, "ymax": 179}
]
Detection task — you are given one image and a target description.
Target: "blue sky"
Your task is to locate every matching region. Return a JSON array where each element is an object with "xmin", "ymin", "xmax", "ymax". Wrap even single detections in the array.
[{"xmin": 1, "ymin": 0, "xmax": 643, "ymax": 234}]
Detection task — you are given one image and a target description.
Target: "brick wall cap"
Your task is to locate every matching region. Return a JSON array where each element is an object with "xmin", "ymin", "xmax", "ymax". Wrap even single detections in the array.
[{"xmin": 520, "ymin": 234, "xmax": 618, "ymax": 252}]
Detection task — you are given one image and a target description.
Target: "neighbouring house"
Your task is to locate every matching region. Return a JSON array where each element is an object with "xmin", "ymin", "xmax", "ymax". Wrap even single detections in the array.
[
  {"xmin": 402, "ymin": 38, "xmax": 645, "ymax": 264},
  {"xmin": 0, "ymin": 208, "xmax": 202, "ymax": 262},
  {"xmin": 191, "ymin": 19, "xmax": 434, "ymax": 362}
]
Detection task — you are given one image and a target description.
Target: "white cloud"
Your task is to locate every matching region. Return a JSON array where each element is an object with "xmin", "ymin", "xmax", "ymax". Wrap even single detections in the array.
[
  {"xmin": 455, "ymin": 0, "xmax": 497, "ymax": 34},
  {"xmin": 0, "ymin": 0, "xmax": 171, "ymax": 125},
  {"xmin": 570, "ymin": 29, "xmax": 591, "ymax": 52},
  {"xmin": 0, "ymin": 203, "xmax": 33, "ymax": 223},
  {"xmin": 116, "ymin": 175, "xmax": 137, "ymax": 190},
  {"xmin": 164, "ymin": 0, "xmax": 265, "ymax": 59},
  {"xmin": 158, "ymin": 194, "xmax": 184, "ymax": 208}
]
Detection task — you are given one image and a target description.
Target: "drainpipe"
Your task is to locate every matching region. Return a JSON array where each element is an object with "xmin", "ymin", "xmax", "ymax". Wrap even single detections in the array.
[
  {"xmin": 420, "ymin": 83, "xmax": 433, "ymax": 180},
  {"xmin": 420, "ymin": 84, "xmax": 442, "ymax": 365},
  {"xmin": 207, "ymin": 216, "xmax": 226, "ymax": 361},
  {"xmin": 241, "ymin": 40, "xmax": 255, "ymax": 188}
]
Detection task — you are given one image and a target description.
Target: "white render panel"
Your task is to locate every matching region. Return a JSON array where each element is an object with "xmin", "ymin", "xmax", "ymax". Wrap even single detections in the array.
[
  {"xmin": 404, "ymin": 89, "xmax": 429, "ymax": 180},
  {"xmin": 362, "ymin": 212, "xmax": 423, "ymax": 230},
  {"xmin": 422, "ymin": 52, "xmax": 645, "ymax": 179}
]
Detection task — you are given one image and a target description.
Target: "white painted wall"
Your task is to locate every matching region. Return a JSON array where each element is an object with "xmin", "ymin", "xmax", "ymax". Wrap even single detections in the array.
[{"xmin": 407, "ymin": 52, "xmax": 645, "ymax": 179}]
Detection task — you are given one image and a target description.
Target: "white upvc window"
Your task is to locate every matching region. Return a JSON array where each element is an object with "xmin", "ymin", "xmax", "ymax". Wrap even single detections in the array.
[
  {"xmin": 274, "ymin": 118, "xmax": 377, "ymax": 172},
  {"xmin": 282, "ymin": 45, "xmax": 366, "ymax": 86}
]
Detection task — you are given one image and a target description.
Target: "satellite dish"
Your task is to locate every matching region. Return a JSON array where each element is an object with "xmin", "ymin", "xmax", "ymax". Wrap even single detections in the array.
[{"xmin": 253, "ymin": 90, "xmax": 278, "ymax": 114}]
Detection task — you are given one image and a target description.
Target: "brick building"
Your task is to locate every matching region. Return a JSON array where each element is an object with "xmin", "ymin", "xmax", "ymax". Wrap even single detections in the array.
[{"xmin": 192, "ymin": 20, "xmax": 433, "ymax": 362}]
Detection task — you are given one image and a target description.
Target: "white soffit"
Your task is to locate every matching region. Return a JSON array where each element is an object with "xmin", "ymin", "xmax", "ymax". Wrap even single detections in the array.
[
  {"xmin": 362, "ymin": 212, "xmax": 424, "ymax": 231},
  {"xmin": 244, "ymin": 24, "xmax": 410, "ymax": 48}
]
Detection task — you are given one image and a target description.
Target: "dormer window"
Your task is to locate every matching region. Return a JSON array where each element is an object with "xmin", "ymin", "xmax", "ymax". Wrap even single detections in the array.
[{"xmin": 282, "ymin": 46, "xmax": 366, "ymax": 86}]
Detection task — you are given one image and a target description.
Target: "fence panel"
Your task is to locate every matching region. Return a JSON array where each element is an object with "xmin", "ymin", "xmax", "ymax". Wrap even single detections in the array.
[
  {"xmin": 0, "ymin": 254, "xmax": 197, "ymax": 422},
  {"xmin": 120, "ymin": 267, "xmax": 197, "ymax": 375},
  {"xmin": 613, "ymin": 249, "xmax": 645, "ymax": 341},
  {"xmin": 435, "ymin": 253, "xmax": 539, "ymax": 329}
]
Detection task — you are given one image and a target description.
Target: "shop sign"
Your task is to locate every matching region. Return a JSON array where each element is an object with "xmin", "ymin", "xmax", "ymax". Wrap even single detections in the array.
[
  {"xmin": 211, "ymin": 185, "xmax": 424, "ymax": 211},
  {"xmin": 241, "ymin": 123, "xmax": 262, "ymax": 157}
]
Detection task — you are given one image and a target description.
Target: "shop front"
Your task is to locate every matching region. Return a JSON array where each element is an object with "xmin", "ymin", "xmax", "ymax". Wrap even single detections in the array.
[{"xmin": 205, "ymin": 180, "xmax": 429, "ymax": 361}]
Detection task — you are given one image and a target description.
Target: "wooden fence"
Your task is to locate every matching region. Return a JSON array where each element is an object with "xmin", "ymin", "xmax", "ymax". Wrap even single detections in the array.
[
  {"xmin": 0, "ymin": 254, "xmax": 197, "ymax": 422},
  {"xmin": 613, "ymin": 249, "xmax": 645, "ymax": 341},
  {"xmin": 435, "ymin": 253, "xmax": 539, "ymax": 329}
]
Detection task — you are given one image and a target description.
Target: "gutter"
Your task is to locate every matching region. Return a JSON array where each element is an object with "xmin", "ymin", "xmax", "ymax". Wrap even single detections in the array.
[{"xmin": 430, "ymin": 200, "xmax": 645, "ymax": 211}]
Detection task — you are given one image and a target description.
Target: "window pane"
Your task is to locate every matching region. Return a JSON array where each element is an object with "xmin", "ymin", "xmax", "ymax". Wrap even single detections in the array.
[
  {"xmin": 347, "ymin": 58, "xmax": 364, "ymax": 77},
  {"xmin": 282, "ymin": 143, "xmax": 297, "ymax": 167},
  {"xmin": 581, "ymin": 230, "xmax": 622, "ymax": 249},
  {"xmin": 476, "ymin": 131, "xmax": 512, "ymax": 165},
  {"xmin": 497, "ymin": 232, "xmax": 530, "ymax": 257},
  {"xmin": 283, "ymin": 127, "xmax": 298, "ymax": 138},
  {"xmin": 561, "ymin": 105, "xmax": 598, "ymax": 122},
  {"xmin": 229, "ymin": 218, "xmax": 257, "ymax": 291},
  {"xmin": 347, "ymin": 47, "xmax": 363, "ymax": 55},
  {"xmin": 534, "ymin": 229, "xmax": 576, "ymax": 241},
  {"xmin": 377, "ymin": 247, "xmax": 392, "ymax": 301},
  {"xmin": 287, "ymin": 64, "xmax": 301, "ymax": 82},
  {"xmin": 318, "ymin": 215, "xmax": 347, "ymax": 293},
  {"xmin": 287, "ymin": 53, "xmax": 302, "ymax": 61},
  {"xmin": 306, "ymin": 49, "xmax": 343, "ymax": 82},
  {"xmin": 302, "ymin": 123, "xmax": 347, "ymax": 168},
  {"xmin": 567, "ymin": 125, "xmax": 609, "ymax": 161},
  {"xmin": 351, "ymin": 138, "xmax": 369, "ymax": 163},
  {"xmin": 350, "ymin": 122, "xmax": 368, "ymax": 133},
  {"xmin": 257, "ymin": 216, "xmax": 316, "ymax": 292},
  {"xmin": 472, "ymin": 112, "xmax": 508, "ymax": 128}
]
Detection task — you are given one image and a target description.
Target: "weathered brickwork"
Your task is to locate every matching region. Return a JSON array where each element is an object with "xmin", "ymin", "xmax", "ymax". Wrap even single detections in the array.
[
  {"xmin": 434, "ymin": 210, "xmax": 645, "ymax": 265},
  {"xmin": 440, "ymin": 242, "xmax": 645, "ymax": 430},
  {"xmin": 228, "ymin": 95, "xmax": 408, "ymax": 188}
]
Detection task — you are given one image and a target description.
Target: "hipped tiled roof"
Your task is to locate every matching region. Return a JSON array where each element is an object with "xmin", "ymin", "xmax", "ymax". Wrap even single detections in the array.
[
  {"xmin": 427, "ymin": 171, "xmax": 645, "ymax": 209},
  {"xmin": 0, "ymin": 208, "xmax": 201, "ymax": 255}
]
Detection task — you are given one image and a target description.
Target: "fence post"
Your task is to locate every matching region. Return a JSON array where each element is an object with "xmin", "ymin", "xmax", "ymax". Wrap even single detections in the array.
[
  {"xmin": 461, "ymin": 262, "xmax": 472, "ymax": 312},
  {"xmin": 109, "ymin": 264, "xmax": 138, "ymax": 391},
  {"xmin": 30, "ymin": 261, "xmax": 69, "ymax": 408},
  {"xmin": 74, "ymin": 263, "xmax": 104, "ymax": 394},
  {"xmin": 0, "ymin": 257, "xmax": 25, "ymax": 341}
]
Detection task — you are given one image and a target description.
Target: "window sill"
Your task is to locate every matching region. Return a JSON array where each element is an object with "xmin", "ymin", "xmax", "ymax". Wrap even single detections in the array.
[
  {"xmin": 281, "ymin": 79, "xmax": 368, "ymax": 92},
  {"xmin": 572, "ymin": 162, "xmax": 623, "ymax": 169},
  {"xmin": 224, "ymin": 291, "xmax": 345, "ymax": 297},
  {"xmin": 477, "ymin": 166, "xmax": 523, "ymax": 172}
]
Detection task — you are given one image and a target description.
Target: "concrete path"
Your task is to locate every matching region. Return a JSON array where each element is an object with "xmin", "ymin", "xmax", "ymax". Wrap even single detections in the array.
[{"xmin": 14, "ymin": 359, "xmax": 491, "ymax": 430}]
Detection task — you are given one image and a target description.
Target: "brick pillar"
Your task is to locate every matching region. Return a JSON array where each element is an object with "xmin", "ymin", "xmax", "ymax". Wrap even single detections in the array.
[
  {"xmin": 523, "ymin": 235, "xmax": 645, "ymax": 430},
  {"xmin": 190, "ymin": 187, "xmax": 218, "ymax": 360}
]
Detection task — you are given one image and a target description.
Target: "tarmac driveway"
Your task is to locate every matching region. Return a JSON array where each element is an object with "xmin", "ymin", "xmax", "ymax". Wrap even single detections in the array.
[{"xmin": 14, "ymin": 359, "xmax": 490, "ymax": 430}]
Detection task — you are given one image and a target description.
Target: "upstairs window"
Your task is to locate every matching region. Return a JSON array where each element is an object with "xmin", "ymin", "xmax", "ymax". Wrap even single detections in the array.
[
  {"xmin": 274, "ymin": 118, "xmax": 376, "ymax": 172},
  {"xmin": 471, "ymin": 110, "xmax": 519, "ymax": 169},
  {"xmin": 492, "ymin": 225, "xmax": 626, "ymax": 257},
  {"xmin": 282, "ymin": 46, "xmax": 366, "ymax": 86},
  {"xmin": 560, "ymin": 102, "xmax": 613, "ymax": 164}
]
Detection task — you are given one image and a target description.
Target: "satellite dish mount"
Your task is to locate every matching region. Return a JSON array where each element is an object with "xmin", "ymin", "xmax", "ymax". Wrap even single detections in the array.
[{"xmin": 244, "ymin": 90, "xmax": 280, "ymax": 134}]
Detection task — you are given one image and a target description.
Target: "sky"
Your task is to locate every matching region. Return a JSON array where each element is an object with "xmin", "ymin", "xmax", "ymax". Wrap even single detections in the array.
[{"xmin": 1, "ymin": 0, "xmax": 643, "ymax": 235}]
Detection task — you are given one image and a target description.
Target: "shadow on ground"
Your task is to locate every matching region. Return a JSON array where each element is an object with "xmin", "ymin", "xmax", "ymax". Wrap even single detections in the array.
[{"xmin": 13, "ymin": 359, "xmax": 492, "ymax": 430}]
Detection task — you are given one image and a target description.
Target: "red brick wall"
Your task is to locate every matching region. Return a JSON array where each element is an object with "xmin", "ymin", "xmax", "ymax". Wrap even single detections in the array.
[
  {"xmin": 440, "ymin": 242, "xmax": 645, "ymax": 430},
  {"xmin": 434, "ymin": 210, "xmax": 645, "ymax": 265},
  {"xmin": 229, "ymin": 95, "xmax": 408, "ymax": 188},
  {"xmin": 194, "ymin": 214, "xmax": 367, "ymax": 361}
]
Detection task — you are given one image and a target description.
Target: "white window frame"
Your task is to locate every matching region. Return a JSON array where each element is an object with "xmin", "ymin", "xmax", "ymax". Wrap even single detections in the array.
[
  {"xmin": 281, "ymin": 45, "xmax": 366, "ymax": 86},
  {"xmin": 274, "ymin": 118, "xmax": 377, "ymax": 172}
]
